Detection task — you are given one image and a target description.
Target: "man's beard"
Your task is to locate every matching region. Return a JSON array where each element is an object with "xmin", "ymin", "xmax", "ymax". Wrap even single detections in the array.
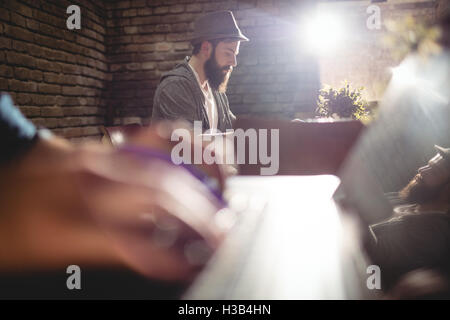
[
  {"xmin": 399, "ymin": 174, "xmax": 443, "ymax": 204},
  {"xmin": 204, "ymin": 49, "xmax": 232, "ymax": 93}
]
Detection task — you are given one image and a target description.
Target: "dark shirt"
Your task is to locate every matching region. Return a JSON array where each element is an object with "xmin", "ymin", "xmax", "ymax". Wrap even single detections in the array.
[
  {"xmin": 0, "ymin": 93, "xmax": 37, "ymax": 165},
  {"xmin": 151, "ymin": 57, "xmax": 235, "ymax": 132}
]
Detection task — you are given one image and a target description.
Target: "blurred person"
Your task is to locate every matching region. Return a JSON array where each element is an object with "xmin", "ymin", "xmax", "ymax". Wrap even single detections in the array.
[
  {"xmin": 361, "ymin": 12, "xmax": 450, "ymax": 295},
  {"xmin": 399, "ymin": 145, "xmax": 450, "ymax": 210},
  {"xmin": 151, "ymin": 11, "xmax": 249, "ymax": 132},
  {"xmin": 368, "ymin": 146, "xmax": 450, "ymax": 289},
  {"xmin": 0, "ymin": 93, "xmax": 227, "ymax": 298}
]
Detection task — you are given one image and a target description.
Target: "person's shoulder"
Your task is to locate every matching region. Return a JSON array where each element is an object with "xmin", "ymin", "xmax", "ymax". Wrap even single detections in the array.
[
  {"xmin": 160, "ymin": 75, "xmax": 192, "ymax": 88},
  {"xmin": 158, "ymin": 60, "xmax": 194, "ymax": 86},
  {"xmin": 158, "ymin": 70, "xmax": 194, "ymax": 94}
]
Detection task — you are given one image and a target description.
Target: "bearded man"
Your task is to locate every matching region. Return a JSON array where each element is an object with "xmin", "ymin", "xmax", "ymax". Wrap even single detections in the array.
[{"xmin": 151, "ymin": 11, "xmax": 249, "ymax": 132}]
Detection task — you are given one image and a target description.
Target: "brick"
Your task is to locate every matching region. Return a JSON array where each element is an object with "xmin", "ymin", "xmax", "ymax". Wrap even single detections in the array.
[
  {"xmin": 83, "ymin": 126, "xmax": 101, "ymax": 136},
  {"xmin": 58, "ymin": 117, "xmax": 99, "ymax": 127},
  {"xmin": 43, "ymin": 48, "xmax": 67, "ymax": 62},
  {"xmin": 141, "ymin": 62, "xmax": 155, "ymax": 70},
  {"xmin": 4, "ymin": 24, "xmax": 34, "ymax": 42},
  {"xmin": 131, "ymin": 0, "xmax": 147, "ymax": 8},
  {"xmin": 186, "ymin": 3, "xmax": 202, "ymax": 13},
  {"xmin": 170, "ymin": 4, "xmax": 184, "ymax": 14},
  {"xmin": 109, "ymin": 53, "xmax": 132, "ymax": 63},
  {"xmin": 15, "ymin": 93, "xmax": 32, "ymax": 105},
  {"xmin": 8, "ymin": 79, "xmax": 38, "ymax": 92},
  {"xmin": 19, "ymin": 106, "xmax": 40, "ymax": 117},
  {"xmin": 125, "ymin": 62, "xmax": 141, "ymax": 71},
  {"xmin": 146, "ymin": 0, "xmax": 165, "ymax": 6},
  {"xmin": 86, "ymin": 58, "xmax": 97, "ymax": 68},
  {"xmin": 123, "ymin": 9, "xmax": 138, "ymax": 17},
  {"xmin": 63, "ymin": 107, "xmax": 104, "ymax": 116},
  {"xmin": 34, "ymin": 9, "xmax": 63, "ymax": 27},
  {"xmin": 13, "ymin": 2, "xmax": 33, "ymax": 18},
  {"xmin": 36, "ymin": 59, "xmax": 61, "ymax": 73},
  {"xmin": 134, "ymin": 88, "xmax": 154, "ymax": 98},
  {"xmin": 56, "ymin": 96, "xmax": 83, "ymax": 106},
  {"xmin": 133, "ymin": 33, "xmax": 165, "ymax": 43},
  {"xmin": 0, "ymin": 66, "xmax": 14, "ymax": 78},
  {"xmin": 0, "ymin": 37, "xmax": 11, "ymax": 49},
  {"xmin": 0, "ymin": 79, "xmax": 8, "ymax": 91},
  {"xmin": 38, "ymin": 83, "xmax": 61, "ymax": 94},
  {"xmin": 156, "ymin": 61, "xmax": 175, "ymax": 71},
  {"xmin": 135, "ymin": 24, "xmax": 152, "ymax": 33},
  {"xmin": 33, "ymin": 117, "xmax": 59, "ymax": 128},
  {"xmin": 10, "ymin": 12, "xmax": 27, "ymax": 28},
  {"xmin": 56, "ymin": 126, "xmax": 101, "ymax": 138},
  {"xmin": 60, "ymin": 63, "xmax": 81, "ymax": 75},
  {"xmin": 75, "ymin": 55, "xmax": 89, "ymax": 66},
  {"xmin": 116, "ymin": 1, "xmax": 130, "ymax": 9},
  {"xmin": 154, "ymin": 6, "xmax": 169, "ymax": 15},
  {"xmin": 131, "ymin": 15, "xmax": 161, "ymax": 25},
  {"xmin": 138, "ymin": 8, "xmax": 152, "ymax": 16},
  {"xmin": 118, "ymin": 44, "xmax": 140, "ymax": 53},
  {"xmin": 166, "ymin": 32, "xmax": 193, "ymax": 42},
  {"xmin": 30, "ymin": 94, "xmax": 57, "ymax": 106},
  {"xmin": 117, "ymin": 89, "xmax": 136, "ymax": 98},
  {"xmin": 204, "ymin": 2, "xmax": 223, "ymax": 12},
  {"xmin": 227, "ymin": 94, "xmax": 242, "ymax": 104},
  {"xmin": 172, "ymin": 23, "xmax": 189, "ymax": 32},
  {"xmin": 62, "ymin": 86, "xmax": 85, "ymax": 96},
  {"xmin": 174, "ymin": 42, "xmax": 189, "ymax": 51},
  {"xmin": 33, "ymin": 34, "xmax": 60, "ymax": 49},
  {"xmin": 124, "ymin": 26, "xmax": 138, "ymax": 34},
  {"xmin": 0, "ymin": 9, "xmax": 10, "ymax": 22},
  {"xmin": 139, "ymin": 43, "xmax": 155, "ymax": 52},
  {"xmin": 55, "ymin": 127, "xmax": 83, "ymax": 138},
  {"xmin": 154, "ymin": 24, "xmax": 171, "ymax": 33},
  {"xmin": 77, "ymin": 36, "xmax": 97, "ymax": 49},
  {"xmin": 39, "ymin": 23, "xmax": 62, "ymax": 39},
  {"xmin": 160, "ymin": 14, "xmax": 193, "ymax": 23},
  {"xmin": 11, "ymin": 39, "xmax": 32, "ymax": 53},
  {"xmin": 110, "ymin": 35, "xmax": 133, "ymax": 44},
  {"xmin": 110, "ymin": 64, "xmax": 125, "ymax": 72},
  {"xmin": 41, "ymin": 107, "xmax": 64, "ymax": 117},
  {"xmin": 14, "ymin": 67, "xmax": 43, "ymax": 81},
  {"xmin": 96, "ymin": 60, "xmax": 107, "ymax": 71},
  {"xmin": 155, "ymin": 42, "xmax": 172, "ymax": 51},
  {"xmin": 276, "ymin": 92, "xmax": 294, "ymax": 103},
  {"xmin": 26, "ymin": 18, "xmax": 39, "ymax": 31},
  {"xmin": 243, "ymin": 93, "xmax": 276, "ymax": 103}
]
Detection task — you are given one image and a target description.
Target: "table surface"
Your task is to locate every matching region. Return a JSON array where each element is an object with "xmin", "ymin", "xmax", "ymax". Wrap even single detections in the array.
[{"xmin": 185, "ymin": 175, "xmax": 378, "ymax": 299}]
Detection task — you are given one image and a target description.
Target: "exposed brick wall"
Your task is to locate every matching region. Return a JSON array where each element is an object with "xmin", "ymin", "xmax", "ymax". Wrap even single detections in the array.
[
  {"xmin": 104, "ymin": 0, "xmax": 320, "ymax": 125},
  {"xmin": 0, "ymin": 0, "xmax": 107, "ymax": 141}
]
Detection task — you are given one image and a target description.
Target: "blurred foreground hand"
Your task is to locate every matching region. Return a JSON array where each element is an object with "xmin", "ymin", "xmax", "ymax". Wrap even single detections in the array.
[{"xmin": 0, "ymin": 124, "xmax": 231, "ymax": 283}]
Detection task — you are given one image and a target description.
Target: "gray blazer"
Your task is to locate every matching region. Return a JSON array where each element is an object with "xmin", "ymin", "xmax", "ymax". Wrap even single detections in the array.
[{"xmin": 151, "ymin": 57, "xmax": 235, "ymax": 132}]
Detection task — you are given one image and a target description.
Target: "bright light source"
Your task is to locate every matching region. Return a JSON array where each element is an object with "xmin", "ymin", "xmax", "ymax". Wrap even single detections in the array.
[
  {"xmin": 390, "ymin": 59, "xmax": 417, "ymax": 86},
  {"xmin": 300, "ymin": 12, "xmax": 345, "ymax": 54}
]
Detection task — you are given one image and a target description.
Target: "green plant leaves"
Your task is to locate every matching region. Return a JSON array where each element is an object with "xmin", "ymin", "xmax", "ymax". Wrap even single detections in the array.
[{"xmin": 316, "ymin": 81, "xmax": 371, "ymax": 120}]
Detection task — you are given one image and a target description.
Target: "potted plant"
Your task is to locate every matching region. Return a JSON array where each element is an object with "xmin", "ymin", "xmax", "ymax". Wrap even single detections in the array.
[{"xmin": 315, "ymin": 81, "xmax": 372, "ymax": 122}]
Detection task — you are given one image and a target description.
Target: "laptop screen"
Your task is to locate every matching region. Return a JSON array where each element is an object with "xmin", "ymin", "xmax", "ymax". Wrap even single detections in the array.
[{"xmin": 336, "ymin": 51, "xmax": 450, "ymax": 225}]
